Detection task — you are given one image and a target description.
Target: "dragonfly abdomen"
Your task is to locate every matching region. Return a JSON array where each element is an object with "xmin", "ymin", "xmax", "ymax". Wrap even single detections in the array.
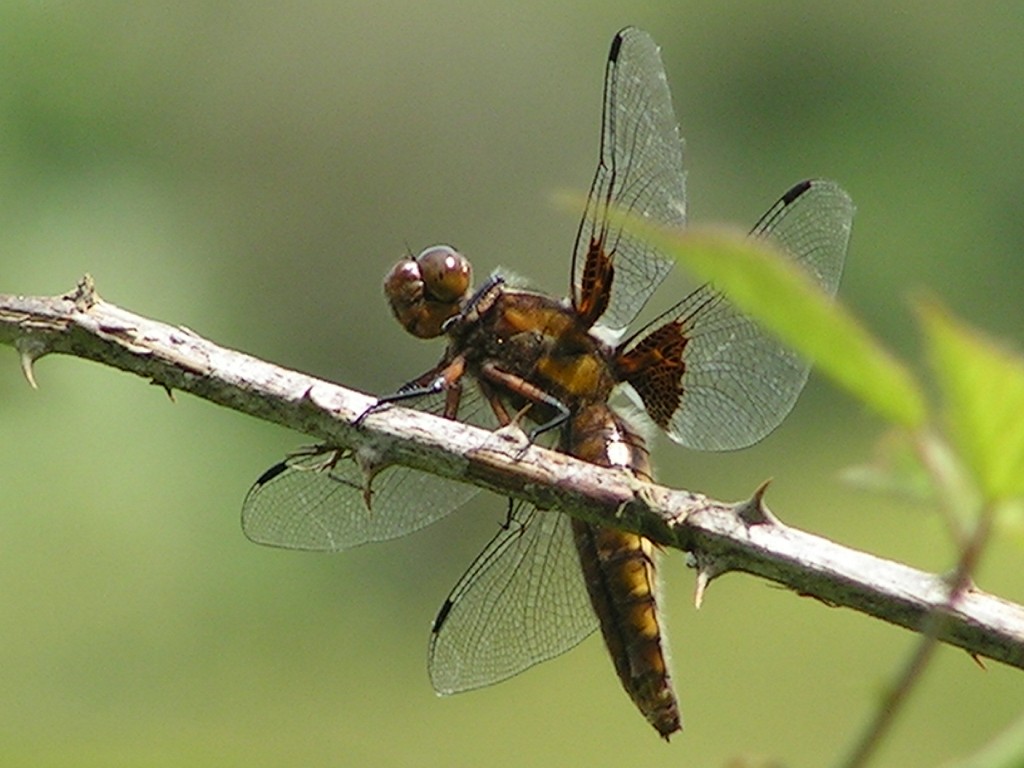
[{"xmin": 566, "ymin": 404, "xmax": 682, "ymax": 739}]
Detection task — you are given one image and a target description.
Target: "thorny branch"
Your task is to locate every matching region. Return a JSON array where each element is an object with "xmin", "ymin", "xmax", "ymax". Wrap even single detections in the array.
[{"xmin": 2, "ymin": 277, "xmax": 1023, "ymax": 671}]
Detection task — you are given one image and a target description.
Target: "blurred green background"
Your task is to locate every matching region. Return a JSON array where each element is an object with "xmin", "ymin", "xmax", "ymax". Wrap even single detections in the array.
[{"xmin": 2, "ymin": 3, "xmax": 1022, "ymax": 766}]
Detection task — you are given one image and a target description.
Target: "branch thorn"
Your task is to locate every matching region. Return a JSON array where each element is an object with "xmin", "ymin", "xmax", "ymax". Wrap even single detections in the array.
[
  {"xmin": 15, "ymin": 337, "xmax": 48, "ymax": 389},
  {"xmin": 688, "ymin": 550, "xmax": 727, "ymax": 609},
  {"xmin": 734, "ymin": 478, "xmax": 778, "ymax": 526},
  {"xmin": 65, "ymin": 273, "xmax": 98, "ymax": 311},
  {"xmin": 354, "ymin": 443, "xmax": 390, "ymax": 510},
  {"xmin": 156, "ymin": 382, "xmax": 176, "ymax": 402}
]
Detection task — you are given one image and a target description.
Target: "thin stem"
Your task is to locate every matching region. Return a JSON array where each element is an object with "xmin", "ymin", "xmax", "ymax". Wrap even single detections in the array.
[
  {"xmin": 834, "ymin": 490, "xmax": 997, "ymax": 768},
  {"xmin": 914, "ymin": 429, "xmax": 972, "ymax": 549}
]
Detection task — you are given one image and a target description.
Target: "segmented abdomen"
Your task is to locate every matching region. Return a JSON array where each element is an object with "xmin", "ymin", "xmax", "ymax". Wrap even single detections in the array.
[{"xmin": 566, "ymin": 403, "xmax": 681, "ymax": 739}]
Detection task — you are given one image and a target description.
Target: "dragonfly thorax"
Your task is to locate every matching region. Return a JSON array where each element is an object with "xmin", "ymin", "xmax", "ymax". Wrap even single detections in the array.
[{"xmin": 446, "ymin": 285, "xmax": 620, "ymax": 416}]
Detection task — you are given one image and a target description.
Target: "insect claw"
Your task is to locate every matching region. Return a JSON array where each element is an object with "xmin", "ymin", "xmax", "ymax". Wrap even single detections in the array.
[
  {"xmin": 354, "ymin": 401, "xmax": 384, "ymax": 427},
  {"xmin": 491, "ymin": 419, "xmax": 532, "ymax": 460}
]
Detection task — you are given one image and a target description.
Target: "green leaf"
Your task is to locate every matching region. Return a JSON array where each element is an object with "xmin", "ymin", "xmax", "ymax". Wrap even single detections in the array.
[
  {"xmin": 919, "ymin": 299, "xmax": 1024, "ymax": 502},
  {"xmin": 614, "ymin": 215, "xmax": 926, "ymax": 429}
]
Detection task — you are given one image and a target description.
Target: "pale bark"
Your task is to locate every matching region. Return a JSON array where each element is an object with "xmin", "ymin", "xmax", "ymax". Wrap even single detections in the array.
[{"xmin": 2, "ymin": 277, "xmax": 1022, "ymax": 671}]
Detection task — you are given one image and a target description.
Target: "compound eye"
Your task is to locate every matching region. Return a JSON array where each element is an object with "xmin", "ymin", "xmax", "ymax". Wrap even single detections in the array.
[
  {"xmin": 416, "ymin": 246, "xmax": 471, "ymax": 303},
  {"xmin": 383, "ymin": 256, "xmax": 424, "ymax": 306},
  {"xmin": 383, "ymin": 246, "xmax": 474, "ymax": 339}
]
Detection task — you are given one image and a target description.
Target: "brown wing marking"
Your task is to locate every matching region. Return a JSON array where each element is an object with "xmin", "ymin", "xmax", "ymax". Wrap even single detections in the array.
[
  {"xmin": 575, "ymin": 237, "xmax": 614, "ymax": 328},
  {"xmin": 614, "ymin": 320, "xmax": 688, "ymax": 429}
]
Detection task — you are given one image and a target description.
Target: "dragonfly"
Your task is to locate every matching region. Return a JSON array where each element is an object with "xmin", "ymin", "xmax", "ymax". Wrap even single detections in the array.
[{"xmin": 242, "ymin": 27, "xmax": 854, "ymax": 739}]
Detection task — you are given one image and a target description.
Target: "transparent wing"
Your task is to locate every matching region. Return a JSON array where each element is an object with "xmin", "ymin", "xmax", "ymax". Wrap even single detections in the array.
[
  {"xmin": 242, "ymin": 384, "xmax": 494, "ymax": 551},
  {"xmin": 428, "ymin": 504, "xmax": 598, "ymax": 693},
  {"xmin": 630, "ymin": 179, "xmax": 853, "ymax": 450},
  {"xmin": 571, "ymin": 26, "xmax": 686, "ymax": 331}
]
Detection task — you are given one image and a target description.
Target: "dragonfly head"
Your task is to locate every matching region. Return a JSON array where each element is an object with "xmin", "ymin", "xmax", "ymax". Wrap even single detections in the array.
[{"xmin": 384, "ymin": 245, "xmax": 473, "ymax": 339}]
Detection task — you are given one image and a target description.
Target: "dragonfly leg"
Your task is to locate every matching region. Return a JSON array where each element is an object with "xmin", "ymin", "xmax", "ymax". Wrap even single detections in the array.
[
  {"xmin": 478, "ymin": 361, "xmax": 570, "ymax": 443},
  {"xmin": 356, "ymin": 356, "xmax": 467, "ymax": 425}
]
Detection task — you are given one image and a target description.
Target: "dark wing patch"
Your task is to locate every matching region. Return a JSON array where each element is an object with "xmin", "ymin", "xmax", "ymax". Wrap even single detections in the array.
[{"xmin": 616, "ymin": 179, "xmax": 853, "ymax": 450}]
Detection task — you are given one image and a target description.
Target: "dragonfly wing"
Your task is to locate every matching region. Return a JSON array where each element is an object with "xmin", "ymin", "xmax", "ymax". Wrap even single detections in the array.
[
  {"xmin": 750, "ymin": 178, "xmax": 852, "ymax": 296},
  {"xmin": 241, "ymin": 449, "xmax": 483, "ymax": 551},
  {"xmin": 622, "ymin": 179, "xmax": 853, "ymax": 451},
  {"xmin": 428, "ymin": 504, "xmax": 598, "ymax": 693},
  {"xmin": 572, "ymin": 27, "xmax": 686, "ymax": 331},
  {"xmin": 242, "ymin": 383, "xmax": 495, "ymax": 551}
]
